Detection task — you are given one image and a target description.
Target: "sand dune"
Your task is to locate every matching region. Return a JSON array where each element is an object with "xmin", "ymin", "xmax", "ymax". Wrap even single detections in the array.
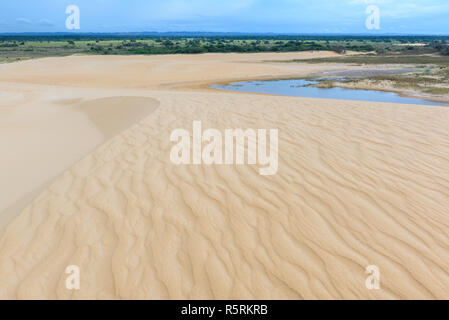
[
  {"xmin": 0, "ymin": 84, "xmax": 158, "ymax": 228},
  {"xmin": 0, "ymin": 52, "xmax": 448, "ymax": 299}
]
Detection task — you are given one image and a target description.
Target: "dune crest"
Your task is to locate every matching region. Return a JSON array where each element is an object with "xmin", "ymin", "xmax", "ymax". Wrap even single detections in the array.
[{"xmin": 0, "ymin": 91, "xmax": 159, "ymax": 229}]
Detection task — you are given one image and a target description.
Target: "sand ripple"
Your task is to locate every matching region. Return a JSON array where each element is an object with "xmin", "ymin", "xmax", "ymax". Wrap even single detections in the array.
[{"xmin": 1, "ymin": 90, "xmax": 448, "ymax": 299}]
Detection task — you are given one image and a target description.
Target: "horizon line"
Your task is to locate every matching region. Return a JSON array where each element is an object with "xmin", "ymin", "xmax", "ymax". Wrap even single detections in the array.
[{"xmin": 1, "ymin": 31, "xmax": 449, "ymax": 37}]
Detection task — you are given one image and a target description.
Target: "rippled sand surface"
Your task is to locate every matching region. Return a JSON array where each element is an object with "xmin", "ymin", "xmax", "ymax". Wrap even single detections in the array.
[{"xmin": 0, "ymin": 52, "xmax": 448, "ymax": 299}]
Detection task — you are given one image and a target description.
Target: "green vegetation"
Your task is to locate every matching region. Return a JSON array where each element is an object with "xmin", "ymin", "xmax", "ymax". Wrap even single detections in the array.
[
  {"xmin": 422, "ymin": 87, "xmax": 449, "ymax": 94},
  {"xmin": 365, "ymin": 73, "xmax": 449, "ymax": 93},
  {"xmin": 1, "ymin": 34, "xmax": 449, "ymax": 60},
  {"xmin": 368, "ymin": 74, "xmax": 442, "ymax": 86},
  {"xmin": 0, "ymin": 37, "xmax": 372, "ymax": 59},
  {"xmin": 297, "ymin": 55, "xmax": 449, "ymax": 65},
  {"xmin": 307, "ymin": 67, "xmax": 449, "ymax": 97},
  {"xmin": 1, "ymin": 34, "xmax": 448, "ymax": 98}
]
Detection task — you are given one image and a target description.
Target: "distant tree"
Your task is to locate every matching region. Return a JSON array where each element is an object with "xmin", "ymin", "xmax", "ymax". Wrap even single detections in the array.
[{"xmin": 332, "ymin": 46, "xmax": 346, "ymax": 54}]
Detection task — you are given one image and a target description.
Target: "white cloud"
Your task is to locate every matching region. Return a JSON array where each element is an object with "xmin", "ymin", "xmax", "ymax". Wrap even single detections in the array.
[
  {"xmin": 16, "ymin": 17, "xmax": 32, "ymax": 25},
  {"xmin": 36, "ymin": 19, "xmax": 54, "ymax": 27}
]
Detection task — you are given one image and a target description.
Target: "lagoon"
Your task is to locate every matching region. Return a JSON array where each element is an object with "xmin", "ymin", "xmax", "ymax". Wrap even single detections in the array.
[{"xmin": 211, "ymin": 79, "xmax": 447, "ymax": 106}]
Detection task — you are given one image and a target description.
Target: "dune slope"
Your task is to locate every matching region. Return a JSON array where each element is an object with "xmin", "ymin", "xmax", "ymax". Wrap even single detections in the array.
[
  {"xmin": 0, "ymin": 85, "xmax": 159, "ymax": 229},
  {"xmin": 0, "ymin": 53, "xmax": 448, "ymax": 299}
]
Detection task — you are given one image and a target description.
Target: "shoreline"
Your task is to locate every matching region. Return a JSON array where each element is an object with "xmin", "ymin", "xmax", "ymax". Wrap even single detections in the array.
[
  {"xmin": 198, "ymin": 71, "xmax": 449, "ymax": 106},
  {"xmin": 309, "ymin": 79, "xmax": 449, "ymax": 105}
]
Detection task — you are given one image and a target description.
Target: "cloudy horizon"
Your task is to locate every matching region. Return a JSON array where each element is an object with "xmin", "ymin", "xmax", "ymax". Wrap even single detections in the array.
[{"xmin": 0, "ymin": 0, "xmax": 448, "ymax": 35}]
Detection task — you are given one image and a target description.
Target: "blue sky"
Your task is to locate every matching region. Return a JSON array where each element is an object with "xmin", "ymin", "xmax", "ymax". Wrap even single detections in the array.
[{"xmin": 0, "ymin": 0, "xmax": 448, "ymax": 34}]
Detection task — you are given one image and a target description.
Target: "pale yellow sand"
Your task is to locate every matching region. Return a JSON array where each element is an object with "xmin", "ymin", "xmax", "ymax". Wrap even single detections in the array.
[
  {"xmin": 0, "ymin": 52, "xmax": 448, "ymax": 299},
  {"xmin": 0, "ymin": 82, "xmax": 159, "ymax": 228}
]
